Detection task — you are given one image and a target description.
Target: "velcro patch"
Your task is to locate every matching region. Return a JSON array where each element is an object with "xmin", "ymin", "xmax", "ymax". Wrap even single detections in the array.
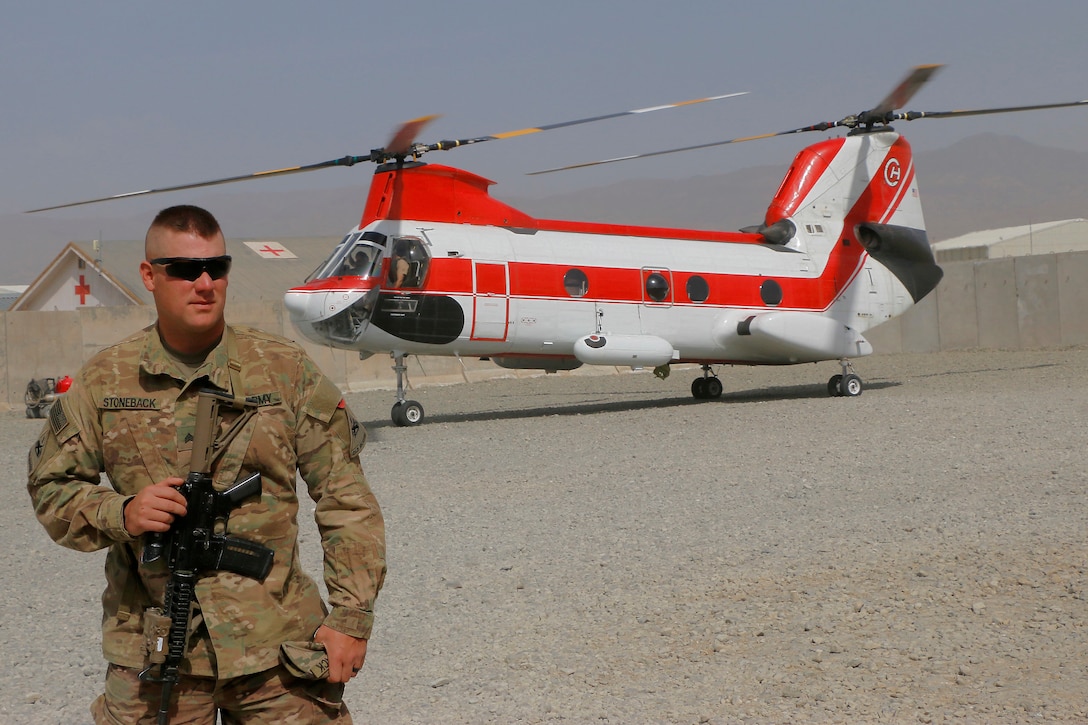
[
  {"xmin": 304, "ymin": 377, "xmax": 346, "ymax": 425},
  {"xmin": 49, "ymin": 397, "xmax": 80, "ymax": 442}
]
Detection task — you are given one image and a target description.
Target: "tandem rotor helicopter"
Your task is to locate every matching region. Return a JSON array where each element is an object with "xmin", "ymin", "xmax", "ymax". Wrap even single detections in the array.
[{"xmin": 32, "ymin": 65, "xmax": 1088, "ymax": 425}]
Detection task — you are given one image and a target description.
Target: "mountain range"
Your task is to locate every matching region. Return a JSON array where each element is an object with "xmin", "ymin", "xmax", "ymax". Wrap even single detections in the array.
[{"xmin": 2, "ymin": 133, "xmax": 1084, "ymax": 284}]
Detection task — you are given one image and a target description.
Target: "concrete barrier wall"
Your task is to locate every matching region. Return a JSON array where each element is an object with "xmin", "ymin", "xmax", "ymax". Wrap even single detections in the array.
[
  {"xmin": 4, "ymin": 250, "xmax": 1086, "ymax": 409},
  {"xmin": 0, "ymin": 298, "xmax": 575, "ymax": 411},
  {"xmin": 932, "ymin": 261, "xmax": 979, "ymax": 350},
  {"xmin": 867, "ymin": 249, "xmax": 1088, "ymax": 353},
  {"xmin": 1057, "ymin": 251, "xmax": 1088, "ymax": 347},
  {"xmin": 1015, "ymin": 255, "xmax": 1061, "ymax": 349}
]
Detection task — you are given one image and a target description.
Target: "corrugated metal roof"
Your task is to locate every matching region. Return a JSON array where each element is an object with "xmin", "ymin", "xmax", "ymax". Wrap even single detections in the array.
[{"xmin": 69, "ymin": 235, "xmax": 343, "ymax": 305}]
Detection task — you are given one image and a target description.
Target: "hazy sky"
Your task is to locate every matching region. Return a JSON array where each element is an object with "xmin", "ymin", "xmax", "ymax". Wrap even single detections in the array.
[{"xmin": 4, "ymin": 1, "xmax": 1088, "ymax": 230}]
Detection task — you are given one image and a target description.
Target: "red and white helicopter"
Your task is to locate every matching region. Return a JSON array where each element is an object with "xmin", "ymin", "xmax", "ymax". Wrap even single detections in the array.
[{"xmin": 34, "ymin": 65, "xmax": 1088, "ymax": 425}]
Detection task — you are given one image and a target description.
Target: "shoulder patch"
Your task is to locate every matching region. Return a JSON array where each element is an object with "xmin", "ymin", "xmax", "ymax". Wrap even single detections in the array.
[
  {"xmin": 303, "ymin": 377, "xmax": 346, "ymax": 425},
  {"xmin": 49, "ymin": 397, "xmax": 80, "ymax": 442},
  {"xmin": 345, "ymin": 404, "xmax": 366, "ymax": 457},
  {"xmin": 28, "ymin": 429, "xmax": 50, "ymax": 475}
]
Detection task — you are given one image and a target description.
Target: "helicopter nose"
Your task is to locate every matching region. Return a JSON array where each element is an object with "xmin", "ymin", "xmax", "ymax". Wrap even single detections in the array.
[{"xmin": 283, "ymin": 287, "xmax": 326, "ymax": 323}]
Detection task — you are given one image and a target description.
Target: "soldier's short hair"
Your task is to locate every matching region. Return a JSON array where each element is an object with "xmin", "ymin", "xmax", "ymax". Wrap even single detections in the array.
[{"xmin": 150, "ymin": 205, "xmax": 222, "ymax": 240}]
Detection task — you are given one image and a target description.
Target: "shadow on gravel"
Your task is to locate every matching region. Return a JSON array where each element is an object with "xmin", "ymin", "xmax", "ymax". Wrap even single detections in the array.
[
  {"xmin": 910, "ymin": 362, "xmax": 1058, "ymax": 379},
  {"xmin": 725, "ymin": 379, "xmax": 899, "ymax": 402},
  {"xmin": 363, "ymin": 379, "xmax": 902, "ymax": 430},
  {"xmin": 365, "ymin": 395, "xmax": 701, "ymax": 429}
]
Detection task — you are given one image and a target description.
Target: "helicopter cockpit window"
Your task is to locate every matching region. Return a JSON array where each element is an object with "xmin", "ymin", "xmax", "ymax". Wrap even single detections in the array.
[
  {"xmin": 386, "ymin": 236, "xmax": 430, "ymax": 289},
  {"xmin": 307, "ymin": 231, "xmax": 388, "ymax": 282},
  {"xmin": 563, "ymin": 269, "xmax": 589, "ymax": 297}
]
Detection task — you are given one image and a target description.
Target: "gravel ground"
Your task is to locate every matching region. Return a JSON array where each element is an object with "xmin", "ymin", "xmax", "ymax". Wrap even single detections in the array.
[{"xmin": 2, "ymin": 348, "xmax": 1086, "ymax": 724}]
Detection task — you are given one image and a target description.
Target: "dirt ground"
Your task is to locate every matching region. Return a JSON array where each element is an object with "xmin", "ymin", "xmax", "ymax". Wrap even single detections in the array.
[{"xmin": 2, "ymin": 348, "xmax": 1085, "ymax": 723}]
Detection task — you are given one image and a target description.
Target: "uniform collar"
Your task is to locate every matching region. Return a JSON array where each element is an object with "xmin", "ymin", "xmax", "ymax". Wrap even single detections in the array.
[{"xmin": 140, "ymin": 323, "xmax": 236, "ymax": 392}]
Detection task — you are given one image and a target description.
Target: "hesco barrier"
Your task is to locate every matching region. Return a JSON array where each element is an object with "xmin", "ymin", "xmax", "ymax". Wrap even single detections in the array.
[{"xmin": 3, "ymin": 250, "xmax": 1087, "ymax": 410}]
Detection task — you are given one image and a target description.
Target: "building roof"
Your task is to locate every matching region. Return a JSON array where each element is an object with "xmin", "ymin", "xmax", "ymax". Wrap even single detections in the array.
[
  {"xmin": 0, "ymin": 285, "xmax": 28, "ymax": 312},
  {"xmin": 932, "ymin": 218, "xmax": 1088, "ymax": 262},
  {"xmin": 13, "ymin": 235, "xmax": 342, "ymax": 311},
  {"xmin": 11, "ymin": 242, "xmax": 145, "ymax": 311}
]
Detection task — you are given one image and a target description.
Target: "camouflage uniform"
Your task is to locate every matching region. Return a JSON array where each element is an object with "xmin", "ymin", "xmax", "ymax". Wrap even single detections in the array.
[{"xmin": 27, "ymin": 323, "xmax": 385, "ymax": 722}]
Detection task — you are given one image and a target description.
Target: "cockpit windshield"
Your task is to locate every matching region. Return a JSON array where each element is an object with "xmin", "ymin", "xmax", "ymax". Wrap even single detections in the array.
[{"xmin": 306, "ymin": 231, "xmax": 388, "ymax": 282}]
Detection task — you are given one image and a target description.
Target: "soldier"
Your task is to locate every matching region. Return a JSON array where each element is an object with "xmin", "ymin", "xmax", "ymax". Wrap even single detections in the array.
[
  {"xmin": 387, "ymin": 240, "xmax": 410, "ymax": 288},
  {"xmin": 27, "ymin": 205, "xmax": 385, "ymax": 724}
]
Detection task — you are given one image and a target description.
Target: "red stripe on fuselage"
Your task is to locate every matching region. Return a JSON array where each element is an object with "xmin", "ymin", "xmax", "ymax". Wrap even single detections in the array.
[
  {"xmin": 296, "ymin": 256, "xmax": 848, "ymax": 313},
  {"xmin": 298, "ymin": 245, "xmax": 858, "ymax": 315}
]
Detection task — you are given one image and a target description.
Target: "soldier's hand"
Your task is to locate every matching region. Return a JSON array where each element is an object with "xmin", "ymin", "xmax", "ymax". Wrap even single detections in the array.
[
  {"xmin": 123, "ymin": 478, "xmax": 187, "ymax": 536},
  {"xmin": 313, "ymin": 625, "xmax": 368, "ymax": 683}
]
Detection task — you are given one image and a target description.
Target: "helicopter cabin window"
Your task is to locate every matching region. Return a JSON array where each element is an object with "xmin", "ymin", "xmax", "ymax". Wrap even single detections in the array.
[
  {"xmin": 686, "ymin": 275, "xmax": 709, "ymax": 303},
  {"xmin": 387, "ymin": 236, "xmax": 430, "ymax": 289},
  {"xmin": 563, "ymin": 269, "xmax": 589, "ymax": 297},
  {"xmin": 760, "ymin": 279, "xmax": 783, "ymax": 307},
  {"xmin": 645, "ymin": 272, "xmax": 669, "ymax": 303}
]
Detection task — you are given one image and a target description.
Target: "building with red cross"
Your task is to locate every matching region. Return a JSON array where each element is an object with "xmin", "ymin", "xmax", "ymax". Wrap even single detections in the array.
[{"xmin": 10, "ymin": 237, "xmax": 325, "ymax": 312}]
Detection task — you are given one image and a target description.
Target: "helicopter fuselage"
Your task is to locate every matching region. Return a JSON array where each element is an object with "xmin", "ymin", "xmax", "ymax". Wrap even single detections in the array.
[{"xmin": 284, "ymin": 131, "xmax": 942, "ymax": 373}]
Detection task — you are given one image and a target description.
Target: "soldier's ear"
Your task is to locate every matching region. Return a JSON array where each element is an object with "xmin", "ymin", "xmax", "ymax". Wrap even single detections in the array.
[{"xmin": 140, "ymin": 261, "xmax": 155, "ymax": 292}]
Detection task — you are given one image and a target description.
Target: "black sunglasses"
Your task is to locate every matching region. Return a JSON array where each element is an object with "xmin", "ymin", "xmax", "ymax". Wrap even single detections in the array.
[{"xmin": 149, "ymin": 255, "xmax": 232, "ymax": 281}]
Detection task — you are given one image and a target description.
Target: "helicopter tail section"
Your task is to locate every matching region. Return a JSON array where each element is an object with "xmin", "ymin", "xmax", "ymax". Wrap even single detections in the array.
[
  {"xmin": 705, "ymin": 130, "xmax": 942, "ymax": 365},
  {"xmin": 764, "ymin": 130, "xmax": 942, "ymax": 315},
  {"xmin": 764, "ymin": 131, "xmax": 927, "ymax": 234}
]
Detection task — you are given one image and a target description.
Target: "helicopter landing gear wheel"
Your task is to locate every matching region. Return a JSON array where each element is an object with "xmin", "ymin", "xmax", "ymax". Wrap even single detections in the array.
[
  {"xmin": 691, "ymin": 378, "xmax": 707, "ymax": 398},
  {"xmin": 827, "ymin": 359, "xmax": 863, "ymax": 397},
  {"xmin": 827, "ymin": 374, "xmax": 843, "ymax": 397},
  {"xmin": 391, "ymin": 400, "xmax": 424, "ymax": 426},
  {"xmin": 840, "ymin": 373, "xmax": 863, "ymax": 397},
  {"xmin": 390, "ymin": 351, "xmax": 424, "ymax": 426},
  {"xmin": 691, "ymin": 365, "xmax": 723, "ymax": 400},
  {"xmin": 705, "ymin": 377, "xmax": 723, "ymax": 398}
]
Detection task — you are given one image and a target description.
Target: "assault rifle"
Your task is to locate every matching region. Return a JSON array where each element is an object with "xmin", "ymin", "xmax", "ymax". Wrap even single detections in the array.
[{"xmin": 138, "ymin": 388, "xmax": 274, "ymax": 725}]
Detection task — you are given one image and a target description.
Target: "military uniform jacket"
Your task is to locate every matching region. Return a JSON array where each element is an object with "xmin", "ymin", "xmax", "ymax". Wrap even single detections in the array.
[{"xmin": 27, "ymin": 324, "xmax": 386, "ymax": 679}]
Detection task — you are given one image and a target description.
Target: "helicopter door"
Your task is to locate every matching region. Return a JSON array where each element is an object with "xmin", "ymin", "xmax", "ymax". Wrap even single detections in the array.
[{"xmin": 471, "ymin": 261, "xmax": 509, "ymax": 341}]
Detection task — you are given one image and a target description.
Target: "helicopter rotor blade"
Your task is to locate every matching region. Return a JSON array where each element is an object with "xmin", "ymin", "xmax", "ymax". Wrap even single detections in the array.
[
  {"xmin": 383, "ymin": 114, "xmax": 442, "ymax": 155},
  {"xmin": 27, "ymin": 94, "xmax": 745, "ymax": 212},
  {"xmin": 892, "ymin": 99, "xmax": 1088, "ymax": 122},
  {"xmin": 532, "ymin": 64, "xmax": 1088, "ymax": 175},
  {"xmin": 26, "ymin": 157, "xmax": 366, "ymax": 213},
  {"xmin": 529, "ymin": 67, "xmax": 947, "ymax": 174},
  {"xmin": 528, "ymin": 130, "xmax": 785, "ymax": 175},
  {"xmin": 869, "ymin": 64, "xmax": 944, "ymax": 119},
  {"xmin": 420, "ymin": 92, "xmax": 748, "ymax": 153},
  {"xmin": 25, "ymin": 115, "xmax": 442, "ymax": 213}
]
